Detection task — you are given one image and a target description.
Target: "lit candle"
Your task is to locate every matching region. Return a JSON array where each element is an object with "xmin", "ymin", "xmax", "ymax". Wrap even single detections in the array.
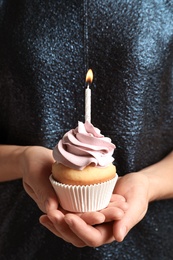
[{"xmin": 85, "ymin": 69, "xmax": 93, "ymax": 123}]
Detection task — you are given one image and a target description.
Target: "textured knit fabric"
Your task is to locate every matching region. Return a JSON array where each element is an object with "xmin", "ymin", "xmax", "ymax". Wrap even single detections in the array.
[{"xmin": 0, "ymin": 1, "xmax": 173, "ymax": 259}]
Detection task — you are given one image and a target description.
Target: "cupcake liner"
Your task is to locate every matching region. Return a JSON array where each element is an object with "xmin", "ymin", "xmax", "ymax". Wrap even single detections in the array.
[{"xmin": 49, "ymin": 174, "xmax": 118, "ymax": 212}]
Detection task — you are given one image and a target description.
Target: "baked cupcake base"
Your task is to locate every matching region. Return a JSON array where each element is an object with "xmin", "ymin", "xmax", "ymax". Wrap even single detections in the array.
[{"xmin": 49, "ymin": 174, "xmax": 118, "ymax": 212}]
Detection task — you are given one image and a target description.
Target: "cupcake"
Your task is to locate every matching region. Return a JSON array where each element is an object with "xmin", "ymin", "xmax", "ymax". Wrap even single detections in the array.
[{"xmin": 49, "ymin": 121, "xmax": 118, "ymax": 212}]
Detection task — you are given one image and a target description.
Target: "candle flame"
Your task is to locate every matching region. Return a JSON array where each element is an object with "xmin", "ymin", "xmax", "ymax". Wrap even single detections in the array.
[{"xmin": 86, "ymin": 69, "xmax": 93, "ymax": 84}]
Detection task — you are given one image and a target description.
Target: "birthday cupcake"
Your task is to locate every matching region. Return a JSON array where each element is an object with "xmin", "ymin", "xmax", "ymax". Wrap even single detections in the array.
[{"xmin": 49, "ymin": 121, "xmax": 118, "ymax": 212}]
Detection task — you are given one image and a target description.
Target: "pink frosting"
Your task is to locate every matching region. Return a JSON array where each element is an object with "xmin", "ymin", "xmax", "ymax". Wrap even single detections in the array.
[{"xmin": 53, "ymin": 121, "xmax": 115, "ymax": 170}]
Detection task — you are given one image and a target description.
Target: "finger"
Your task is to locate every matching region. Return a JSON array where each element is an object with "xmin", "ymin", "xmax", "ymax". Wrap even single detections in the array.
[
  {"xmin": 40, "ymin": 214, "xmax": 82, "ymax": 245},
  {"xmin": 112, "ymin": 220, "xmax": 127, "ymax": 242},
  {"xmin": 23, "ymin": 181, "xmax": 38, "ymax": 202},
  {"xmin": 47, "ymin": 210, "xmax": 86, "ymax": 247},
  {"xmin": 23, "ymin": 178, "xmax": 58, "ymax": 213},
  {"xmin": 39, "ymin": 215, "xmax": 63, "ymax": 238},
  {"xmin": 36, "ymin": 176, "xmax": 59, "ymax": 212},
  {"xmin": 78, "ymin": 200, "xmax": 128, "ymax": 225},
  {"xmin": 113, "ymin": 199, "xmax": 148, "ymax": 242},
  {"xmin": 100, "ymin": 207, "xmax": 125, "ymax": 222},
  {"xmin": 65, "ymin": 214, "xmax": 114, "ymax": 247},
  {"xmin": 78, "ymin": 212, "xmax": 105, "ymax": 225},
  {"xmin": 23, "ymin": 181, "xmax": 50, "ymax": 213},
  {"xmin": 107, "ymin": 200, "xmax": 129, "ymax": 212},
  {"xmin": 40, "ymin": 215, "xmax": 81, "ymax": 245},
  {"xmin": 110, "ymin": 194, "xmax": 126, "ymax": 202}
]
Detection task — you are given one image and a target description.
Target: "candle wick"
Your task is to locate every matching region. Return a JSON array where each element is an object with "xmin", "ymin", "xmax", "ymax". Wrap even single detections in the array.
[{"xmin": 86, "ymin": 83, "xmax": 90, "ymax": 89}]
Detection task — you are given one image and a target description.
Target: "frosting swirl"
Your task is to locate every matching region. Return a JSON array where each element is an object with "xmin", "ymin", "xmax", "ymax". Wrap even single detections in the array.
[{"xmin": 53, "ymin": 121, "xmax": 115, "ymax": 170}]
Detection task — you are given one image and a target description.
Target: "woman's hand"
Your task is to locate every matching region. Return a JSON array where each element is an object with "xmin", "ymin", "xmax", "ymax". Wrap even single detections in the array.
[
  {"xmin": 113, "ymin": 151, "xmax": 173, "ymax": 241},
  {"xmin": 22, "ymin": 146, "xmax": 58, "ymax": 213},
  {"xmin": 39, "ymin": 172, "xmax": 150, "ymax": 247},
  {"xmin": 41, "ymin": 173, "xmax": 150, "ymax": 247},
  {"xmin": 40, "ymin": 193, "xmax": 128, "ymax": 247},
  {"xmin": 37, "ymin": 170, "xmax": 150, "ymax": 247},
  {"xmin": 1, "ymin": 145, "xmax": 172, "ymax": 247},
  {"xmin": 21, "ymin": 147, "xmax": 173, "ymax": 247},
  {"xmin": 112, "ymin": 172, "xmax": 150, "ymax": 241},
  {"xmin": 21, "ymin": 145, "xmax": 128, "ymax": 246}
]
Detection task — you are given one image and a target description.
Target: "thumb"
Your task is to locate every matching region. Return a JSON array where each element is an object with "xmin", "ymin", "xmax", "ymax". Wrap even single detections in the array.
[
  {"xmin": 113, "ymin": 200, "xmax": 148, "ymax": 242},
  {"xmin": 23, "ymin": 177, "xmax": 58, "ymax": 213}
]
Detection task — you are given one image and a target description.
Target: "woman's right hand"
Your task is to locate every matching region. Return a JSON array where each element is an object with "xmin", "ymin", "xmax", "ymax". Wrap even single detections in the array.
[{"xmin": 22, "ymin": 146, "xmax": 58, "ymax": 213}]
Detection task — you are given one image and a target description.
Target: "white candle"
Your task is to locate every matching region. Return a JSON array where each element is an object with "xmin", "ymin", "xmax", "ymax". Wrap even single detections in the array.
[
  {"xmin": 85, "ymin": 85, "xmax": 91, "ymax": 122},
  {"xmin": 85, "ymin": 69, "xmax": 93, "ymax": 123}
]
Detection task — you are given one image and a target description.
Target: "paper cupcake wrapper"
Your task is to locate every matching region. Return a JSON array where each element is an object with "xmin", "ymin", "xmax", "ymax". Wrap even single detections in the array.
[{"xmin": 49, "ymin": 174, "xmax": 118, "ymax": 212}]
